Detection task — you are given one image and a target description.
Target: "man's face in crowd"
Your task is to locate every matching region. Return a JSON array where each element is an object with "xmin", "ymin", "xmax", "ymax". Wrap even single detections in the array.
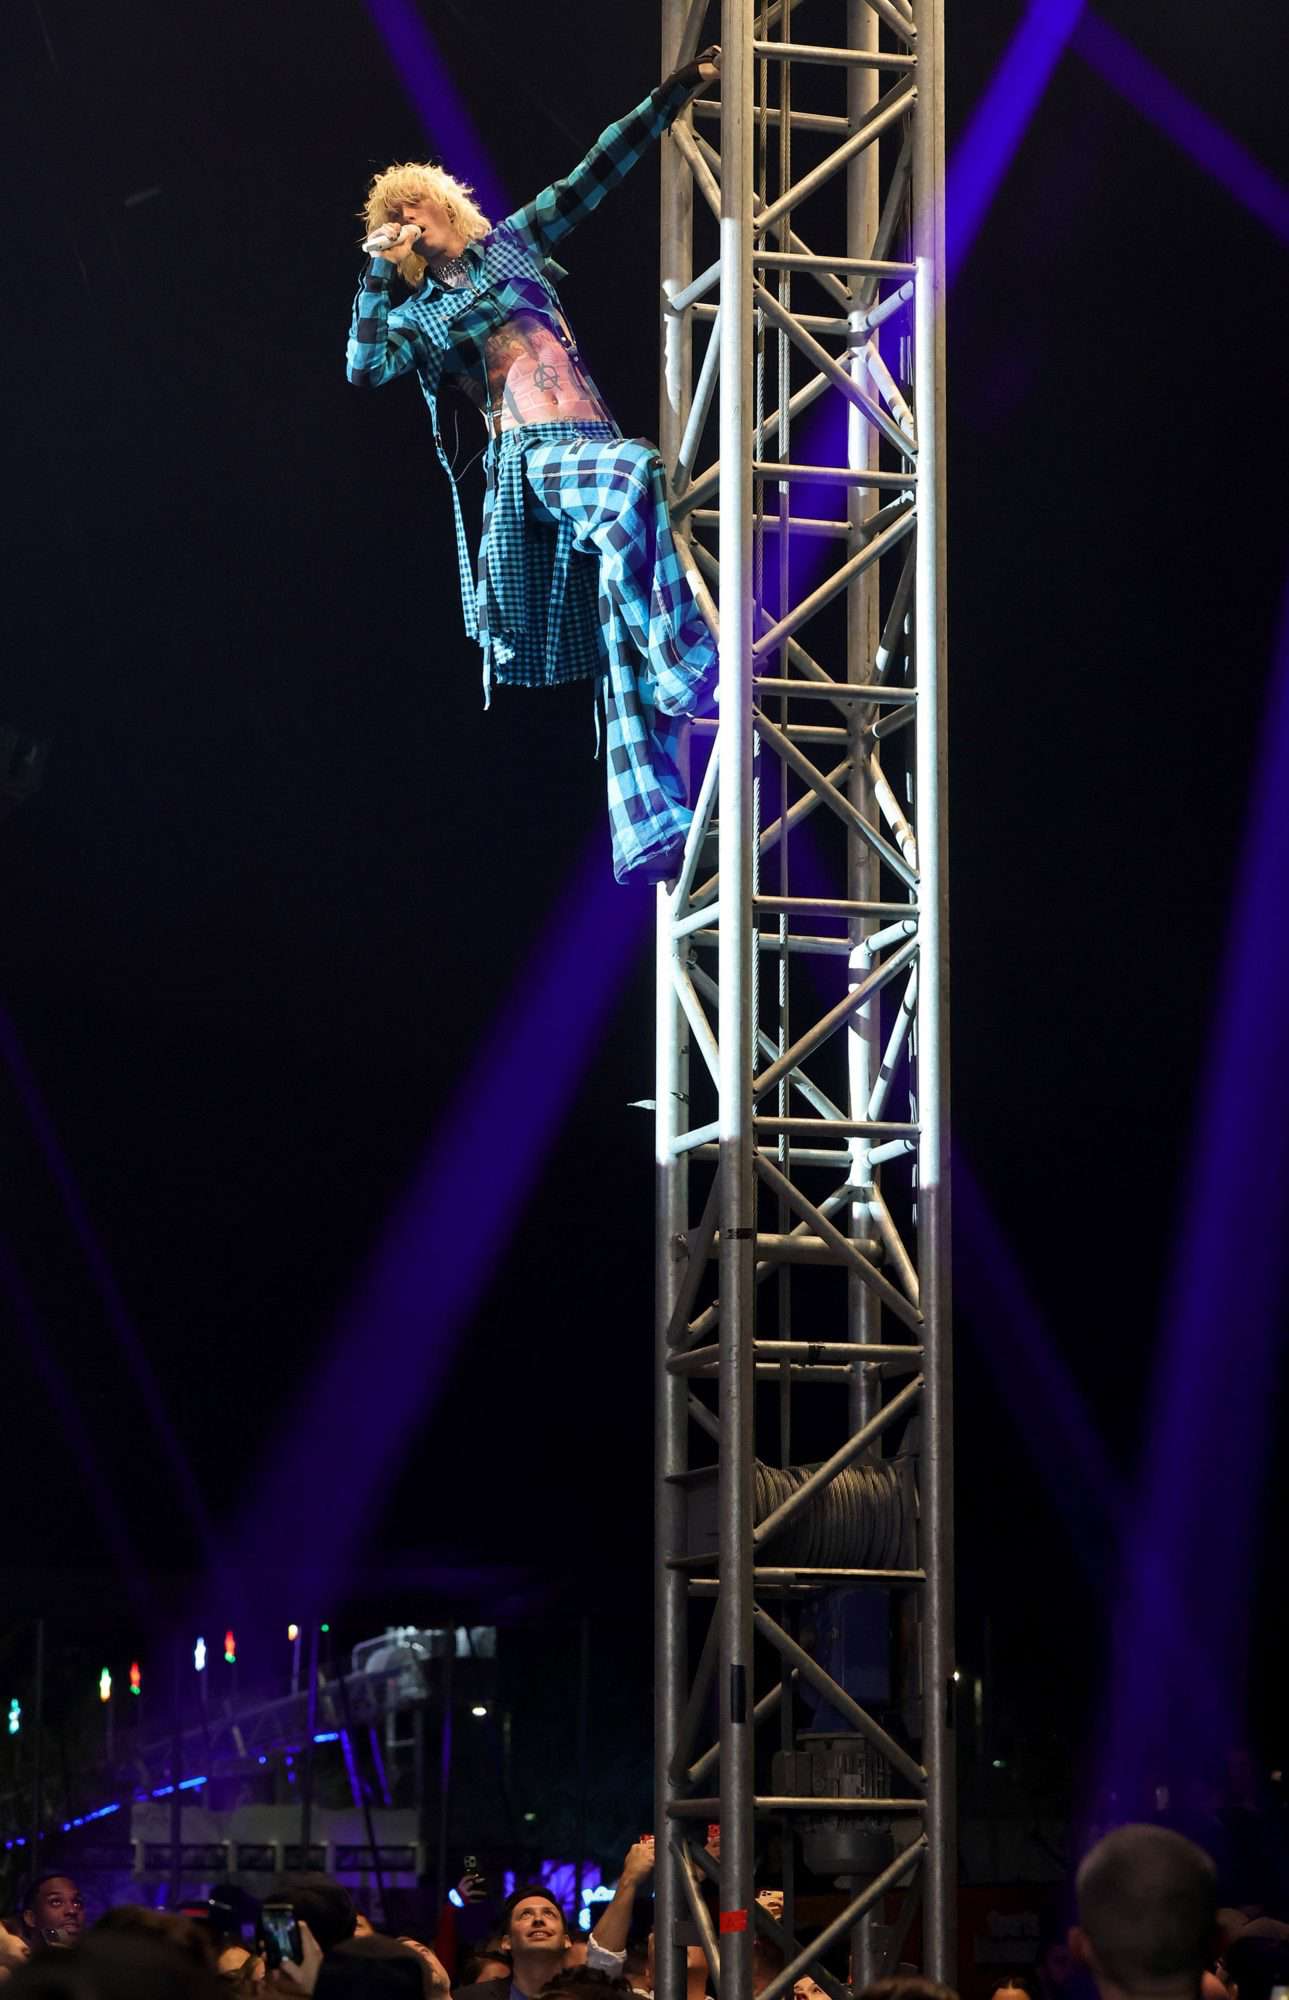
[
  {"xmin": 28, "ymin": 1877, "xmax": 84, "ymax": 1943},
  {"xmin": 508, "ymin": 1898, "xmax": 568, "ymax": 1956}
]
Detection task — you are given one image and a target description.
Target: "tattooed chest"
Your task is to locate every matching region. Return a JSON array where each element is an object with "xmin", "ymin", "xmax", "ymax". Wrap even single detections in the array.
[{"xmin": 479, "ymin": 311, "xmax": 609, "ymax": 427}]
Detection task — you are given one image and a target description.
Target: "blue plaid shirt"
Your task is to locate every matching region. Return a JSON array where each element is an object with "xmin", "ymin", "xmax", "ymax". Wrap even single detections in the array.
[{"xmin": 346, "ymin": 78, "xmax": 693, "ymax": 688}]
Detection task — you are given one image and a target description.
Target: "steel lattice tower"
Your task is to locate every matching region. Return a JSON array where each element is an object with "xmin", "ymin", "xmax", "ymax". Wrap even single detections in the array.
[{"xmin": 654, "ymin": 1, "xmax": 951, "ymax": 1995}]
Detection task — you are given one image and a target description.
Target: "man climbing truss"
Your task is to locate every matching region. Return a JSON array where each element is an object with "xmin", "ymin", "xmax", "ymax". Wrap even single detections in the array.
[{"xmin": 346, "ymin": 48, "xmax": 722, "ymax": 884}]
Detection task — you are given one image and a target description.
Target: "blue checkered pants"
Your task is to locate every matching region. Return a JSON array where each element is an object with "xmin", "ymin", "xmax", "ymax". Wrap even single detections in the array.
[{"xmin": 521, "ymin": 432, "xmax": 718, "ymax": 884}]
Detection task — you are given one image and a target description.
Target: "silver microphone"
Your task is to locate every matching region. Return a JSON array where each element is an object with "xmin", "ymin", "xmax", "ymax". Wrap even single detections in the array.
[{"xmin": 362, "ymin": 226, "xmax": 423, "ymax": 256}]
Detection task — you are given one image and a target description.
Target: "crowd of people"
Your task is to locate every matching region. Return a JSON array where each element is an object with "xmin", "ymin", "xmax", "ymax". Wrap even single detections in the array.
[{"xmin": 3, "ymin": 1825, "xmax": 1289, "ymax": 2000}]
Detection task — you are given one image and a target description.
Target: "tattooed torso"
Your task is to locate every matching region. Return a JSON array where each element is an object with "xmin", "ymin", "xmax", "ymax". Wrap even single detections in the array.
[{"xmin": 463, "ymin": 311, "xmax": 613, "ymax": 431}]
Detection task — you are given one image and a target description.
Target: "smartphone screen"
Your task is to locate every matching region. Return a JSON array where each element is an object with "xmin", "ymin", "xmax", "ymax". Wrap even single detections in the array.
[{"xmin": 261, "ymin": 1904, "xmax": 302, "ymax": 1969}]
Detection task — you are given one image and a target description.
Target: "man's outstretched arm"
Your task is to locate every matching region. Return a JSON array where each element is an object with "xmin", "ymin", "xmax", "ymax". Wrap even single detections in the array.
[{"xmin": 504, "ymin": 49, "xmax": 720, "ymax": 253}]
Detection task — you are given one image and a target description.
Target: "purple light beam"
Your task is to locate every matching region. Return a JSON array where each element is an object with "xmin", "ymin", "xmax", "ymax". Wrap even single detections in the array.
[
  {"xmin": 1098, "ymin": 576, "xmax": 1289, "ymax": 1809},
  {"xmin": 0, "ymin": 1229, "xmax": 151, "ymax": 1605},
  {"xmin": 363, "ymin": 0, "xmax": 510, "ymax": 221},
  {"xmin": 945, "ymin": 0, "xmax": 1087, "ymax": 284},
  {"xmin": 1074, "ymin": 11, "xmax": 1289, "ymax": 248},
  {"xmin": 233, "ymin": 840, "xmax": 653, "ymax": 1608},
  {"xmin": 0, "ymin": 1003, "xmax": 218, "ymax": 1566},
  {"xmin": 788, "ymin": 0, "xmax": 1090, "ymax": 592},
  {"xmin": 954, "ymin": 1154, "xmax": 1121, "ymax": 1564}
]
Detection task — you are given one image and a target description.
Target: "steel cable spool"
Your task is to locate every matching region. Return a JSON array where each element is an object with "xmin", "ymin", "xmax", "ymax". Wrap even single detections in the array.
[
  {"xmin": 754, "ymin": 1457, "xmax": 903, "ymax": 1567},
  {"xmin": 862, "ymin": 1463, "xmax": 885, "ymax": 1565},
  {"xmin": 853, "ymin": 1464, "xmax": 874, "ymax": 1563}
]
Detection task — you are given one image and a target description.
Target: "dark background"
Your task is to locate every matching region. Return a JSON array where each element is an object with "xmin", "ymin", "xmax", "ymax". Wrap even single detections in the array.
[{"xmin": 2, "ymin": 0, "xmax": 1287, "ymax": 1807}]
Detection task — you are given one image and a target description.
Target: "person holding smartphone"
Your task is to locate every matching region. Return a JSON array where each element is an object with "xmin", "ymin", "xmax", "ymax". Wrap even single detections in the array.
[{"xmin": 586, "ymin": 1839, "xmax": 655, "ymax": 1971}]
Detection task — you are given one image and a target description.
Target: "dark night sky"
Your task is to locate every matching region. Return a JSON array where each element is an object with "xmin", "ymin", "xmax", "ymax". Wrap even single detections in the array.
[{"xmin": 2, "ymin": 0, "xmax": 1287, "ymax": 1772}]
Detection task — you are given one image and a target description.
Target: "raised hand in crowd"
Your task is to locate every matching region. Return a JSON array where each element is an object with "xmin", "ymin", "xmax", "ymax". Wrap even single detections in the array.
[{"xmin": 589, "ymin": 1840, "xmax": 655, "ymax": 1960}]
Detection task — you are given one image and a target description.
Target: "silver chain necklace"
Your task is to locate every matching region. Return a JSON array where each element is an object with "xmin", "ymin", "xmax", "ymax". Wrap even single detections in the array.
[{"xmin": 433, "ymin": 253, "xmax": 471, "ymax": 289}]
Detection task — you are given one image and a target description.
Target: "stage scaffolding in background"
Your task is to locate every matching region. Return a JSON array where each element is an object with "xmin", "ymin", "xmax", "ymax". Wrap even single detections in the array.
[{"xmin": 653, "ymin": 1, "xmax": 950, "ymax": 1996}]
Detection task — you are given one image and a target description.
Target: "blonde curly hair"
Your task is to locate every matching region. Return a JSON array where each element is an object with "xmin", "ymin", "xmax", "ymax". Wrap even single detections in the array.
[{"xmin": 360, "ymin": 162, "xmax": 491, "ymax": 289}]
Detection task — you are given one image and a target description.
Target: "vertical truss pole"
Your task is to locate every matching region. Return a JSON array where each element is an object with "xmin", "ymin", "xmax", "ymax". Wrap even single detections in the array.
[
  {"xmin": 657, "ymin": 7, "xmax": 694, "ymax": 1999},
  {"xmin": 848, "ymin": 6, "xmax": 884, "ymax": 1985},
  {"xmin": 718, "ymin": 2, "xmax": 756, "ymax": 1996},
  {"xmin": 912, "ymin": 0, "xmax": 954, "ymax": 1970}
]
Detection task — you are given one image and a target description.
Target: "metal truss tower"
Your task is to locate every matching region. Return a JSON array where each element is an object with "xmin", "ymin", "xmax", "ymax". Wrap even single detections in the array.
[{"xmin": 654, "ymin": 1, "xmax": 950, "ymax": 1997}]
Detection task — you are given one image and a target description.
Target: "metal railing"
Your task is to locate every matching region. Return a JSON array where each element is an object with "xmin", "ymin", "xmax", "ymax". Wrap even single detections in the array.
[{"xmin": 0, "ymin": 1669, "xmax": 415, "ymax": 1850}]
